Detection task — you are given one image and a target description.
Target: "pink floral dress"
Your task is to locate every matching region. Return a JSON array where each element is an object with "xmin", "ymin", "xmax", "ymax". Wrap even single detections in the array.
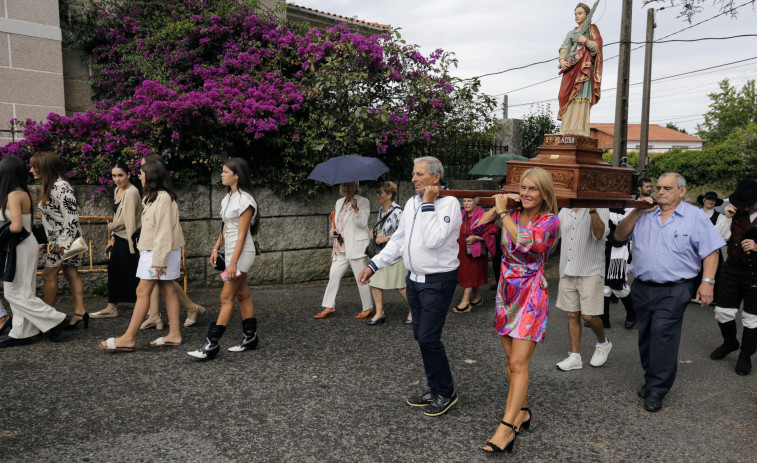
[{"xmin": 472, "ymin": 210, "xmax": 559, "ymax": 342}]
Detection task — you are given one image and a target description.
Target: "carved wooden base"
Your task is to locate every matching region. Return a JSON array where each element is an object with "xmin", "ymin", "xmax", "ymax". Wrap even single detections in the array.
[{"xmin": 502, "ymin": 134, "xmax": 633, "ymax": 201}]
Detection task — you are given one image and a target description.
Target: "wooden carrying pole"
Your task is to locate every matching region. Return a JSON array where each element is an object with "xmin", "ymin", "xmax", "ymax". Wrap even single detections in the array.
[{"xmin": 438, "ymin": 190, "xmax": 654, "ymax": 209}]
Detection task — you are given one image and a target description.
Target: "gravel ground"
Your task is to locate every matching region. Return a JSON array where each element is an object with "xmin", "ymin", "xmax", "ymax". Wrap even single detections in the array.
[{"xmin": 1, "ymin": 277, "xmax": 755, "ymax": 463}]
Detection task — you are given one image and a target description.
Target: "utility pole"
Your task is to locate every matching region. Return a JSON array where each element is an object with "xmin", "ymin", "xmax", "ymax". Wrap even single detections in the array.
[
  {"xmin": 638, "ymin": 8, "xmax": 655, "ymax": 177},
  {"xmin": 503, "ymin": 94, "xmax": 508, "ymax": 120},
  {"xmin": 612, "ymin": 0, "xmax": 633, "ymax": 167}
]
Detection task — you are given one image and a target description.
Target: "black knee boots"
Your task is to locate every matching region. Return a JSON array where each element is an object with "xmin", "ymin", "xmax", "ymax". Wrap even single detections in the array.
[
  {"xmin": 188, "ymin": 323, "xmax": 226, "ymax": 360},
  {"xmin": 228, "ymin": 317, "xmax": 258, "ymax": 352},
  {"xmin": 735, "ymin": 326, "xmax": 757, "ymax": 375},
  {"xmin": 710, "ymin": 320, "xmax": 740, "ymax": 360}
]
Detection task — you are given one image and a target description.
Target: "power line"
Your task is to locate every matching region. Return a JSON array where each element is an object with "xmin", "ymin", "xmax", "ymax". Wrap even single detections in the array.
[
  {"xmin": 624, "ymin": 33, "xmax": 757, "ymax": 44},
  {"xmin": 506, "ymin": 56, "xmax": 757, "ymax": 108},
  {"xmin": 481, "ymin": 0, "xmax": 755, "ymax": 94}
]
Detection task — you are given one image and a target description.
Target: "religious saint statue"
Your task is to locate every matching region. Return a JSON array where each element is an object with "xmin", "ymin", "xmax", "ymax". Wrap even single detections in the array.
[{"xmin": 558, "ymin": 1, "xmax": 603, "ymax": 137}]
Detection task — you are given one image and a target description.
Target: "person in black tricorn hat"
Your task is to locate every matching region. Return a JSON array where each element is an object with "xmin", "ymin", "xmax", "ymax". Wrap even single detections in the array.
[
  {"xmin": 697, "ymin": 191, "xmax": 724, "ymax": 226},
  {"xmin": 711, "ymin": 179, "xmax": 757, "ymax": 375},
  {"xmin": 691, "ymin": 192, "xmax": 725, "ymax": 302}
]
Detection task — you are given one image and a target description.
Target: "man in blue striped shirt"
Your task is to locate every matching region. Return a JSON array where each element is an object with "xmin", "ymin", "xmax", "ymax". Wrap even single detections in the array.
[{"xmin": 615, "ymin": 172, "xmax": 725, "ymax": 412}]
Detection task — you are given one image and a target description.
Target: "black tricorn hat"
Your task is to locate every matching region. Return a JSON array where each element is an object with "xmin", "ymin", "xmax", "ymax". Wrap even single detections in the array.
[
  {"xmin": 729, "ymin": 179, "xmax": 757, "ymax": 207},
  {"xmin": 696, "ymin": 191, "xmax": 723, "ymax": 207}
]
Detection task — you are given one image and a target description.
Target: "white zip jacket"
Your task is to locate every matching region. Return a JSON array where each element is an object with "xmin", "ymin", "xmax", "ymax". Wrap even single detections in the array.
[{"xmin": 369, "ymin": 194, "xmax": 462, "ymax": 283}]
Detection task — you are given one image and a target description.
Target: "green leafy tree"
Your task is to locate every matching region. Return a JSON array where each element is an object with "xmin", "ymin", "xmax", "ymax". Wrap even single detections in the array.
[
  {"xmin": 641, "ymin": 1, "xmax": 754, "ymax": 22},
  {"xmin": 696, "ymin": 79, "xmax": 757, "ymax": 145},
  {"xmin": 648, "ymin": 144, "xmax": 744, "ymax": 184},
  {"xmin": 521, "ymin": 104, "xmax": 559, "ymax": 158},
  {"xmin": 719, "ymin": 122, "xmax": 757, "ymax": 179},
  {"xmin": 665, "ymin": 122, "xmax": 688, "ymax": 134}
]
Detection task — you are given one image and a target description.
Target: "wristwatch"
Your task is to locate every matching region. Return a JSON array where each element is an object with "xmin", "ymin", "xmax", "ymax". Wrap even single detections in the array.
[{"xmin": 703, "ymin": 278, "xmax": 716, "ymax": 285}]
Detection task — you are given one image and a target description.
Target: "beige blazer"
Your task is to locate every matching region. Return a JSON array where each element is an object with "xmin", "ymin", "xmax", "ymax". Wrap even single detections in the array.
[
  {"xmin": 137, "ymin": 191, "xmax": 185, "ymax": 267},
  {"xmin": 334, "ymin": 195, "xmax": 370, "ymax": 260},
  {"xmin": 111, "ymin": 185, "xmax": 142, "ymax": 254}
]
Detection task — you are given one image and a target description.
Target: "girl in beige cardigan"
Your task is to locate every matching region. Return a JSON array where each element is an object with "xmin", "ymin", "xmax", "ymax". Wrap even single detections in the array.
[{"xmin": 90, "ymin": 161, "xmax": 142, "ymax": 319}]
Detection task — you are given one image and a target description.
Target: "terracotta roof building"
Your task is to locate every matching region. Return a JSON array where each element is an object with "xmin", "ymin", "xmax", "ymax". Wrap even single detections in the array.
[
  {"xmin": 286, "ymin": 3, "xmax": 390, "ymax": 35},
  {"xmin": 590, "ymin": 124, "xmax": 704, "ymax": 153}
]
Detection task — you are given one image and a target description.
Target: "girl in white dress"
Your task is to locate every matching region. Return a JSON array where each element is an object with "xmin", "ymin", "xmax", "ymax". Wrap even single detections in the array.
[
  {"xmin": 0, "ymin": 156, "xmax": 67, "ymax": 348},
  {"xmin": 99, "ymin": 160, "xmax": 185, "ymax": 351},
  {"xmin": 189, "ymin": 157, "xmax": 260, "ymax": 360}
]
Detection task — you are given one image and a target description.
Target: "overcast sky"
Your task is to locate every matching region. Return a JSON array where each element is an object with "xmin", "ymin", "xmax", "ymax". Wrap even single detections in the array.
[{"xmin": 292, "ymin": 0, "xmax": 757, "ymax": 134}]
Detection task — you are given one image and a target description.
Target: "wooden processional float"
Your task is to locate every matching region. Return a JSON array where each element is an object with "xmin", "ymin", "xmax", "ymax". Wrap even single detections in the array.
[{"xmin": 439, "ymin": 134, "xmax": 654, "ymax": 210}]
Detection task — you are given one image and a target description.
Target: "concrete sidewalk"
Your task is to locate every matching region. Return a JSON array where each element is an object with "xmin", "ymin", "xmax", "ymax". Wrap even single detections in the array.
[{"xmin": 1, "ymin": 279, "xmax": 755, "ymax": 462}]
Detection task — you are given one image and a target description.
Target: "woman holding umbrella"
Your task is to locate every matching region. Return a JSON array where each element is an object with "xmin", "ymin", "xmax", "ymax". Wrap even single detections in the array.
[{"xmin": 315, "ymin": 182, "xmax": 374, "ymax": 319}]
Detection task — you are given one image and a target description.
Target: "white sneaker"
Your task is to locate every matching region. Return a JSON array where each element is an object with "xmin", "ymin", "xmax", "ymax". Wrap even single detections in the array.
[
  {"xmin": 556, "ymin": 353, "xmax": 583, "ymax": 371},
  {"xmin": 590, "ymin": 340, "xmax": 613, "ymax": 367}
]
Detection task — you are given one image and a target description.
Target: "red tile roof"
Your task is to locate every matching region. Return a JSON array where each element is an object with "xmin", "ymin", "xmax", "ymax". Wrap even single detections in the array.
[
  {"xmin": 287, "ymin": 4, "xmax": 390, "ymax": 29},
  {"xmin": 590, "ymin": 124, "xmax": 704, "ymax": 142}
]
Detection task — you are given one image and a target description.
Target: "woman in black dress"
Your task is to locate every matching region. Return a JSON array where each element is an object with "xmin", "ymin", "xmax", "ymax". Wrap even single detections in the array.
[{"xmin": 90, "ymin": 161, "xmax": 142, "ymax": 318}]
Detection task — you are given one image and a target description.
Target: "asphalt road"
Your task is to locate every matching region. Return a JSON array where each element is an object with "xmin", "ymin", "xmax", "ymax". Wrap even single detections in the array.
[{"xmin": 1, "ymin": 279, "xmax": 755, "ymax": 462}]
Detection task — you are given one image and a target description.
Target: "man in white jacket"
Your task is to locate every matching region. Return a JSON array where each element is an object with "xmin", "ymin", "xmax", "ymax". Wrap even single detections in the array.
[{"xmin": 359, "ymin": 156, "xmax": 462, "ymax": 417}]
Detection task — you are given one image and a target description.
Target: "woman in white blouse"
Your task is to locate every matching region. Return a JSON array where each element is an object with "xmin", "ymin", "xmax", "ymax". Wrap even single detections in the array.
[{"xmin": 189, "ymin": 158, "xmax": 260, "ymax": 360}]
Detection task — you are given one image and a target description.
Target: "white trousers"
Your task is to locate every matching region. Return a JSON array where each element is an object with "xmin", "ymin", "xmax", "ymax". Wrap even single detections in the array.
[
  {"xmin": 321, "ymin": 253, "xmax": 373, "ymax": 311},
  {"xmin": 4, "ymin": 261, "xmax": 66, "ymax": 340}
]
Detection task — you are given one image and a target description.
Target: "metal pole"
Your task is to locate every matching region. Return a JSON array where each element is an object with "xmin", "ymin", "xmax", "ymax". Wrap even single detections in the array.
[
  {"xmin": 612, "ymin": 0, "xmax": 633, "ymax": 167},
  {"xmin": 638, "ymin": 8, "xmax": 655, "ymax": 177}
]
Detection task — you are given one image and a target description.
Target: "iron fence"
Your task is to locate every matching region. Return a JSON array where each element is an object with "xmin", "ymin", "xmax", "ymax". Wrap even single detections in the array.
[
  {"xmin": 384, "ymin": 139, "xmax": 510, "ymax": 181},
  {"xmin": 0, "ymin": 124, "xmax": 21, "ymax": 145}
]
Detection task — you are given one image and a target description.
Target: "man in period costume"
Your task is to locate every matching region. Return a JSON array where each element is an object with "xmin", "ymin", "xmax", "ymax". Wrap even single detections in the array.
[{"xmin": 711, "ymin": 179, "xmax": 757, "ymax": 375}]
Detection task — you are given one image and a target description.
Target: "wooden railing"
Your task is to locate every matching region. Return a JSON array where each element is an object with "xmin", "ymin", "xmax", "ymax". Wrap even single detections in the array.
[{"xmin": 35, "ymin": 215, "xmax": 189, "ymax": 292}]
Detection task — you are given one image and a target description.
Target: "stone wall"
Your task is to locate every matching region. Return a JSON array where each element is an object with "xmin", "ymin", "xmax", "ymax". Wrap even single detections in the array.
[{"xmin": 61, "ymin": 178, "xmax": 497, "ymax": 291}]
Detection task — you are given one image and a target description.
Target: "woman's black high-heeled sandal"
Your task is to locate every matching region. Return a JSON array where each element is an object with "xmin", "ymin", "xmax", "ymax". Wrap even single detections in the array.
[
  {"xmin": 64, "ymin": 313, "xmax": 89, "ymax": 330},
  {"xmin": 518, "ymin": 407, "xmax": 531, "ymax": 432},
  {"xmin": 482, "ymin": 420, "xmax": 518, "ymax": 454}
]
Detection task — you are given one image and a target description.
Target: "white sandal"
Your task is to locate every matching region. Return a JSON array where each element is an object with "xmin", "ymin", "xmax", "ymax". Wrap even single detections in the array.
[
  {"xmin": 99, "ymin": 337, "xmax": 134, "ymax": 352},
  {"xmin": 184, "ymin": 305, "xmax": 207, "ymax": 327}
]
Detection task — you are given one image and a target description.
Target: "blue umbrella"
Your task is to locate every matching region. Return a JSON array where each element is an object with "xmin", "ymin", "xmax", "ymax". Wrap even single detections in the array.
[{"xmin": 307, "ymin": 156, "xmax": 390, "ymax": 185}]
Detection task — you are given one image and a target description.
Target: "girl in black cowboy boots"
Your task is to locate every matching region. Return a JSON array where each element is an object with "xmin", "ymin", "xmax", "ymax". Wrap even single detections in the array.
[{"xmin": 188, "ymin": 158, "xmax": 260, "ymax": 360}]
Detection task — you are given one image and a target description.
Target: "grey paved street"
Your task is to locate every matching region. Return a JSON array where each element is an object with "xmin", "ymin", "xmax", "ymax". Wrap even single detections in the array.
[{"xmin": 2, "ymin": 278, "xmax": 756, "ymax": 462}]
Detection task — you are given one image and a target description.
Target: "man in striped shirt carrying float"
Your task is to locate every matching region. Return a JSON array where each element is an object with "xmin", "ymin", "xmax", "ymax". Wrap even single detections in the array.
[{"xmin": 555, "ymin": 206, "xmax": 613, "ymax": 371}]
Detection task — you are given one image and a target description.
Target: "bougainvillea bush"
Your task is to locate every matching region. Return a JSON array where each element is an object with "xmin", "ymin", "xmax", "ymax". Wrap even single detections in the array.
[{"xmin": 3, "ymin": 0, "xmax": 497, "ymax": 194}]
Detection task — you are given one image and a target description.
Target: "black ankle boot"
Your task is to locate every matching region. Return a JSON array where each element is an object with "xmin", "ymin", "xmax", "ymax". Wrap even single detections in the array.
[
  {"xmin": 710, "ymin": 320, "xmax": 740, "ymax": 360},
  {"xmin": 228, "ymin": 317, "xmax": 258, "ymax": 352},
  {"xmin": 735, "ymin": 326, "xmax": 757, "ymax": 375},
  {"xmin": 600, "ymin": 297, "xmax": 611, "ymax": 329},
  {"xmin": 621, "ymin": 295, "xmax": 636, "ymax": 328},
  {"xmin": 46, "ymin": 316, "xmax": 69, "ymax": 342},
  {"xmin": 188, "ymin": 323, "xmax": 226, "ymax": 360}
]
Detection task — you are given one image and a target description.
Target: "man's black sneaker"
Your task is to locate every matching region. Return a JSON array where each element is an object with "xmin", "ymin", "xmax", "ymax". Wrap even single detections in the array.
[
  {"xmin": 423, "ymin": 392, "xmax": 458, "ymax": 416},
  {"xmin": 407, "ymin": 390, "xmax": 436, "ymax": 407}
]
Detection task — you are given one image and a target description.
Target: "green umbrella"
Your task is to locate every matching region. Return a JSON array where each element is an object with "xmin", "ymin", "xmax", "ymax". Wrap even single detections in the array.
[{"xmin": 468, "ymin": 153, "xmax": 528, "ymax": 176}]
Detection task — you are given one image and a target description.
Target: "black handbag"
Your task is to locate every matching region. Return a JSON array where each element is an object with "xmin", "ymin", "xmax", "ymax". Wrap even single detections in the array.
[
  {"xmin": 32, "ymin": 224, "xmax": 47, "ymax": 244},
  {"xmin": 364, "ymin": 206, "xmax": 398, "ymax": 258},
  {"xmin": 213, "ymin": 253, "xmax": 226, "ymax": 271},
  {"xmin": 130, "ymin": 228, "xmax": 141, "ymax": 253},
  {"xmin": 213, "ymin": 222, "xmax": 226, "ymax": 271}
]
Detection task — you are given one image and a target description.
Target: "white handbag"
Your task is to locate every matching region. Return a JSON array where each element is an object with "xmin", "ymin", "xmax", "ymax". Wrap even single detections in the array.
[{"xmin": 62, "ymin": 237, "xmax": 88, "ymax": 260}]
